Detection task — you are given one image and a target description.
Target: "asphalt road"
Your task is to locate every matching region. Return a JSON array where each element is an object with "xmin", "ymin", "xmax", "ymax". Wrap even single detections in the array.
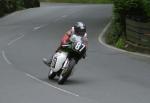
[{"xmin": 0, "ymin": 3, "xmax": 150, "ymax": 103}]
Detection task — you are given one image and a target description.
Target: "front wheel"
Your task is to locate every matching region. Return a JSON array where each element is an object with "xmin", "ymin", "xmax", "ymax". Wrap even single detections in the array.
[
  {"xmin": 58, "ymin": 58, "xmax": 76, "ymax": 85},
  {"xmin": 48, "ymin": 69, "xmax": 56, "ymax": 79},
  {"xmin": 58, "ymin": 74, "xmax": 66, "ymax": 85}
]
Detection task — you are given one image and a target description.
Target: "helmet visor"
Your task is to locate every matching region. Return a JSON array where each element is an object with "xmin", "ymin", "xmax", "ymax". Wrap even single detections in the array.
[{"xmin": 75, "ymin": 28, "xmax": 86, "ymax": 36}]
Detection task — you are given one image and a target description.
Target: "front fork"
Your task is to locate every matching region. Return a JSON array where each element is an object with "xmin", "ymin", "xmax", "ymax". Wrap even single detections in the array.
[
  {"xmin": 61, "ymin": 58, "xmax": 70, "ymax": 76},
  {"xmin": 63, "ymin": 58, "xmax": 69, "ymax": 69}
]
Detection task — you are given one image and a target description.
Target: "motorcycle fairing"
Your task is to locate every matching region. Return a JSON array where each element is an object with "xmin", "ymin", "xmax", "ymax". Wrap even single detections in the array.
[{"xmin": 51, "ymin": 51, "xmax": 68, "ymax": 72}]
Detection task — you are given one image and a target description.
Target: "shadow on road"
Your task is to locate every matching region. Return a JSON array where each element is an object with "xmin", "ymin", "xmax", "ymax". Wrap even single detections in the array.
[{"xmin": 42, "ymin": 77, "xmax": 91, "ymax": 85}]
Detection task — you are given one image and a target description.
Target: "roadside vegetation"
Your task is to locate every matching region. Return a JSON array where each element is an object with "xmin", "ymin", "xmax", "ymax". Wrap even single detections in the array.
[
  {"xmin": 106, "ymin": 0, "xmax": 150, "ymax": 54},
  {"xmin": 0, "ymin": 0, "xmax": 40, "ymax": 17},
  {"xmin": 40, "ymin": 0, "xmax": 112, "ymax": 3}
]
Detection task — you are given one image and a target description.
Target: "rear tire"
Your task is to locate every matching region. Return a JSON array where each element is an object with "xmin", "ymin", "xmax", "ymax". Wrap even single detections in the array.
[{"xmin": 48, "ymin": 69, "xmax": 56, "ymax": 79}]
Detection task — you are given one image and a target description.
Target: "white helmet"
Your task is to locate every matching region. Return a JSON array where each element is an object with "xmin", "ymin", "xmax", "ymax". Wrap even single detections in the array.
[{"xmin": 74, "ymin": 22, "xmax": 86, "ymax": 36}]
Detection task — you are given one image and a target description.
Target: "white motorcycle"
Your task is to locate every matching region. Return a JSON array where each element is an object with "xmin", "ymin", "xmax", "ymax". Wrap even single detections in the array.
[{"xmin": 48, "ymin": 34, "xmax": 86, "ymax": 84}]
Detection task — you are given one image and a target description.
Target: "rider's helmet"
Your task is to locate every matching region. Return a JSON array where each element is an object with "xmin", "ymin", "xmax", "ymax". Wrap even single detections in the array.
[{"xmin": 74, "ymin": 22, "xmax": 86, "ymax": 36}]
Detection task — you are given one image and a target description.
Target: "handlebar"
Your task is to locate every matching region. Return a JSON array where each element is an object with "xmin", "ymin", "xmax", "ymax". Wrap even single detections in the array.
[{"xmin": 61, "ymin": 44, "xmax": 70, "ymax": 47}]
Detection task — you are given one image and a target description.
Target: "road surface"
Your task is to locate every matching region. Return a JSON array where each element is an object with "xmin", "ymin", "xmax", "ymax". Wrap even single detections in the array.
[{"xmin": 0, "ymin": 3, "xmax": 150, "ymax": 103}]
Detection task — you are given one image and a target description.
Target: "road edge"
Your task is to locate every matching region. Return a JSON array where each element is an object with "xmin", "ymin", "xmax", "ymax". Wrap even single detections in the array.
[{"xmin": 98, "ymin": 21, "xmax": 150, "ymax": 58}]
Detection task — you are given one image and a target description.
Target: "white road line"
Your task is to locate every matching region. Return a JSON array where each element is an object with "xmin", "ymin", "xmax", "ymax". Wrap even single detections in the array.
[
  {"xmin": 98, "ymin": 22, "xmax": 118, "ymax": 50},
  {"xmin": 26, "ymin": 73, "xmax": 80, "ymax": 97},
  {"xmin": 62, "ymin": 15, "xmax": 67, "ymax": 18},
  {"xmin": 98, "ymin": 21, "xmax": 150, "ymax": 58},
  {"xmin": 2, "ymin": 50, "xmax": 12, "ymax": 65},
  {"xmin": 8, "ymin": 34, "xmax": 24, "ymax": 46},
  {"xmin": 33, "ymin": 25, "xmax": 45, "ymax": 30},
  {"xmin": 55, "ymin": 15, "xmax": 68, "ymax": 22},
  {"xmin": 33, "ymin": 26, "xmax": 41, "ymax": 30}
]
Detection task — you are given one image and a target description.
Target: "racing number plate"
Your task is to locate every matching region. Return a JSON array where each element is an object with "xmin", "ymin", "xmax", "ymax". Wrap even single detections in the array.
[{"xmin": 74, "ymin": 42, "xmax": 86, "ymax": 52}]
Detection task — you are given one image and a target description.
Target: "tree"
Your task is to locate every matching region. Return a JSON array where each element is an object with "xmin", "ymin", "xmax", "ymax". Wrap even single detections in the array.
[{"xmin": 112, "ymin": 0, "xmax": 149, "ymax": 39}]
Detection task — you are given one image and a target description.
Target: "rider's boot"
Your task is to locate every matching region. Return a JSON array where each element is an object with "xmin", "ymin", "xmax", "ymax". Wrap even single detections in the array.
[
  {"xmin": 43, "ymin": 48, "xmax": 59, "ymax": 67},
  {"xmin": 43, "ymin": 58, "xmax": 52, "ymax": 67}
]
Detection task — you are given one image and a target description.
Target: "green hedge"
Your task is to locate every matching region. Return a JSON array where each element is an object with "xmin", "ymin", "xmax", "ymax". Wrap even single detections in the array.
[
  {"xmin": 110, "ymin": 0, "xmax": 150, "ymax": 44},
  {"xmin": 40, "ymin": 0, "xmax": 112, "ymax": 3},
  {"xmin": 24, "ymin": 0, "xmax": 40, "ymax": 8},
  {"xmin": 144, "ymin": 0, "xmax": 150, "ymax": 17},
  {"xmin": 0, "ymin": 0, "xmax": 5, "ymax": 16},
  {"xmin": 0, "ymin": 0, "xmax": 40, "ymax": 17}
]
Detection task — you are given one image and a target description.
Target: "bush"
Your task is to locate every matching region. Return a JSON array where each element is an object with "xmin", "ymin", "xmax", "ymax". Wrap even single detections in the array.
[
  {"xmin": 5, "ymin": 0, "xmax": 18, "ymax": 13},
  {"xmin": 111, "ymin": 0, "xmax": 150, "ymax": 43},
  {"xmin": 0, "ymin": 0, "xmax": 5, "ymax": 16},
  {"xmin": 106, "ymin": 0, "xmax": 150, "ymax": 49},
  {"xmin": 24, "ymin": 0, "xmax": 40, "ymax": 8},
  {"xmin": 144, "ymin": 0, "xmax": 150, "ymax": 17},
  {"xmin": 113, "ymin": 0, "xmax": 149, "ymax": 20},
  {"xmin": 115, "ymin": 37, "xmax": 126, "ymax": 49},
  {"xmin": 0, "ymin": 0, "xmax": 40, "ymax": 17}
]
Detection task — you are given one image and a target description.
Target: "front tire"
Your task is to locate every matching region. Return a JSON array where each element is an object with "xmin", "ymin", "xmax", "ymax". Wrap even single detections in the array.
[
  {"xmin": 58, "ymin": 74, "xmax": 66, "ymax": 85},
  {"xmin": 48, "ymin": 69, "xmax": 56, "ymax": 79},
  {"xmin": 58, "ymin": 58, "xmax": 76, "ymax": 85}
]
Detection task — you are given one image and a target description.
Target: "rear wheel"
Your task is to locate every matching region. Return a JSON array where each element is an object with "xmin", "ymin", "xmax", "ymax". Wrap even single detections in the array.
[{"xmin": 48, "ymin": 69, "xmax": 56, "ymax": 79}]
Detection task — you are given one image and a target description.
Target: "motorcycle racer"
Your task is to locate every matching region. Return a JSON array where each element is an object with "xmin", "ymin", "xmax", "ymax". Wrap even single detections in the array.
[{"xmin": 43, "ymin": 22, "xmax": 88, "ymax": 66}]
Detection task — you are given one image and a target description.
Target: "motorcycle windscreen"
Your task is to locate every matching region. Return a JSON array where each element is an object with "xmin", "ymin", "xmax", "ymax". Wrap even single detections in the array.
[{"xmin": 51, "ymin": 52, "xmax": 68, "ymax": 72}]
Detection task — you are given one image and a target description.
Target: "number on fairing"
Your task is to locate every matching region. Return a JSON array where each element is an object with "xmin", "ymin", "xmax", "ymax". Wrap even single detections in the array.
[
  {"xmin": 75, "ymin": 42, "xmax": 85, "ymax": 52},
  {"xmin": 79, "ymin": 44, "xmax": 86, "ymax": 52},
  {"xmin": 75, "ymin": 42, "xmax": 81, "ymax": 50}
]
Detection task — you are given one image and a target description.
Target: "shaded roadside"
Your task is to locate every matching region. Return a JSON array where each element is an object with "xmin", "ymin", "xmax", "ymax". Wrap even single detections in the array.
[{"xmin": 0, "ymin": 0, "xmax": 40, "ymax": 17}]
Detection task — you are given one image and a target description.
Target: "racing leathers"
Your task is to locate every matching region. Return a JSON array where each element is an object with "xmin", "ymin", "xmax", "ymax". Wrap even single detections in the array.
[{"xmin": 43, "ymin": 27, "xmax": 88, "ymax": 66}]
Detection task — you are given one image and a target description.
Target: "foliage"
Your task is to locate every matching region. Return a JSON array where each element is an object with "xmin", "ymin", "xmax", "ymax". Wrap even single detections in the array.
[
  {"xmin": 105, "ymin": 24, "xmax": 118, "ymax": 45},
  {"xmin": 115, "ymin": 37, "xmax": 126, "ymax": 49},
  {"xmin": 143, "ymin": 0, "xmax": 150, "ymax": 17},
  {"xmin": 0, "ymin": 0, "xmax": 5, "ymax": 16},
  {"xmin": 24, "ymin": 0, "xmax": 40, "ymax": 8},
  {"xmin": 40, "ymin": 0, "xmax": 112, "ymax": 3},
  {"xmin": 109, "ymin": 0, "xmax": 150, "ymax": 47},
  {"xmin": 0, "ymin": 0, "xmax": 40, "ymax": 17},
  {"xmin": 113, "ymin": 0, "xmax": 148, "ymax": 16}
]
